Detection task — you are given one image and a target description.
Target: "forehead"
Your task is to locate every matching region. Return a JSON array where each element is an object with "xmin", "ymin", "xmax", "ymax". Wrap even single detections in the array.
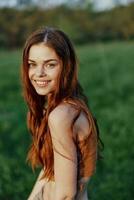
[{"xmin": 28, "ymin": 42, "xmax": 59, "ymax": 61}]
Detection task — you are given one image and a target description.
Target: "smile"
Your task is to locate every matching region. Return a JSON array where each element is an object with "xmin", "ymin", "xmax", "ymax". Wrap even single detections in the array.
[{"xmin": 34, "ymin": 80, "xmax": 51, "ymax": 87}]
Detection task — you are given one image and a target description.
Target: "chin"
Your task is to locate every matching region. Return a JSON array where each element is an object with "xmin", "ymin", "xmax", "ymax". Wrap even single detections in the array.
[{"xmin": 34, "ymin": 88, "xmax": 49, "ymax": 96}]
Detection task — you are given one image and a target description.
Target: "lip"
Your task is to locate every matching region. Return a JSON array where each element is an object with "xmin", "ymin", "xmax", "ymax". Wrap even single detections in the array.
[
  {"xmin": 34, "ymin": 79, "xmax": 51, "ymax": 81},
  {"xmin": 34, "ymin": 80, "xmax": 51, "ymax": 87}
]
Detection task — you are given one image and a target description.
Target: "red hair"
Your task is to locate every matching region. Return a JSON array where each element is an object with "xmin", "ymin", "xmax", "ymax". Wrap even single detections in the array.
[{"xmin": 21, "ymin": 27, "xmax": 104, "ymax": 181}]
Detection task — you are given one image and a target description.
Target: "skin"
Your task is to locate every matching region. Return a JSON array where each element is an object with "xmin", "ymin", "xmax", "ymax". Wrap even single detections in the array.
[
  {"xmin": 28, "ymin": 42, "xmax": 77, "ymax": 200},
  {"xmin": 27, "ymin": 42, "xmax": 90, "ymax": 200},
  {"xmin": 28, "ymin": 42, "xmax": 62, "ymax": 100},
  {"xmin": 28, "ymin": 104, "xmax": 90, "ymax": 200}
]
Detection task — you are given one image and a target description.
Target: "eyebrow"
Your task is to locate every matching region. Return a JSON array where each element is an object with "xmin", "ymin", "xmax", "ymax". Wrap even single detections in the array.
[{"xmin": 28, "ymin": 59, "xmax": 58, "ymax": 64}]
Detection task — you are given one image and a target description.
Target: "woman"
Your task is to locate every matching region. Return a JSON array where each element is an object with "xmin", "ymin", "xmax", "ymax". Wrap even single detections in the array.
[{"xmin": 21, "ymin": 26, "xmax": 103, "ymax": 200}]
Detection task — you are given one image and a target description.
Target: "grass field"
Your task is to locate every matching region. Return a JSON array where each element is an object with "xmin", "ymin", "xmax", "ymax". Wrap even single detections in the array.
[{"xmin": 0, "ymin": 41, "xmax": 134, "ymax": 200}]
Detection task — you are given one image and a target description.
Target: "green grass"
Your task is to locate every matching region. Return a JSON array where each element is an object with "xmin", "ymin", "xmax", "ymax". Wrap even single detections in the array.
[{"xmin": 0, "ymin": 41, "xmax": 134, "ymax": 200}]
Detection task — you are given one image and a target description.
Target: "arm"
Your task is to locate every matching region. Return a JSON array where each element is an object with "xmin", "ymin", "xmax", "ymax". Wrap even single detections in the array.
[
  {"xmin": 48, "ymin": 104, "xmax": 78, "ymax": 200},
  {"xmin": 27, "ymin": 169, "xmax": 45, "ymax": 200}
]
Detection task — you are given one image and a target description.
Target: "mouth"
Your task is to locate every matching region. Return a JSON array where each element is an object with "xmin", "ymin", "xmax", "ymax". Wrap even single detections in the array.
[{"xmin": 34, "ymin": 80, "xmax": 51, "ymax": 87}]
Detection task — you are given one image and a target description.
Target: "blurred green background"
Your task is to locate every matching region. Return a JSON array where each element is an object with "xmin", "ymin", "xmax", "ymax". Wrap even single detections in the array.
[{"xmin": 0, "ymin": 1, "xmax": 134, "ymax": 199}]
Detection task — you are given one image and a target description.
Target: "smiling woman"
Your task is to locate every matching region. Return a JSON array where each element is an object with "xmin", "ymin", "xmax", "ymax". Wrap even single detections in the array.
[
  {"xmin": 21, "ymin": 26, "xmax": 104, "ymax": 200},
  {"xmin": 28, "ymin": 43, "xmax": 62, "ymax": 96}
]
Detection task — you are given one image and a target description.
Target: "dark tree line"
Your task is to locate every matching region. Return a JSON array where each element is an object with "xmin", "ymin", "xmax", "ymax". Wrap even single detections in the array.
[{"xmin": 0, "ymin": 3, "xmax": 134, "ymax": 48}]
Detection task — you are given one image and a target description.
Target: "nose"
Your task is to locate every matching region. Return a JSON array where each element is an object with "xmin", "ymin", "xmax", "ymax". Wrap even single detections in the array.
[{"xmin": 36, "ymin": 65, "xmax": 46, "ymax": 77}]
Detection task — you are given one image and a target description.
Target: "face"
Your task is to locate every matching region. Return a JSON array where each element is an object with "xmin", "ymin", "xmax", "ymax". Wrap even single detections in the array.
[{"xmin": 28, "ymin": 42, "xmax": 62, "ymax": 97}]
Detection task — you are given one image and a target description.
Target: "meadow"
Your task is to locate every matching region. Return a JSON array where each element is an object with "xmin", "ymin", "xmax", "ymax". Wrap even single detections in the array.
[{"xmin": 0, "ymin": 41, "xmax": 134, "ymax": 200}]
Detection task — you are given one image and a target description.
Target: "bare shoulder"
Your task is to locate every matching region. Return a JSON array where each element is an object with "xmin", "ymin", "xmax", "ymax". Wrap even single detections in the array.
[
  {"xmin": 73, "ymin": 109, "xmax": 92, "ymax": 141},
  {"xmin": 48, "ymin": 102, "xmax": 79, "ymax": 127}
]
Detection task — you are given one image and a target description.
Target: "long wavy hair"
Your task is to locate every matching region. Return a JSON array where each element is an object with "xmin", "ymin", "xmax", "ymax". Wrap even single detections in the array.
[{"xmin": 21, "ymin": 26, "xmax": 104, "ymax": 181}]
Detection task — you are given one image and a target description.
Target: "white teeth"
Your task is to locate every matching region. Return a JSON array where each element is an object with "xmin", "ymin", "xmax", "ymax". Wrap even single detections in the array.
[{"xmin": 35, "ymin": 80, "xmax": 50, "ymax": 86}]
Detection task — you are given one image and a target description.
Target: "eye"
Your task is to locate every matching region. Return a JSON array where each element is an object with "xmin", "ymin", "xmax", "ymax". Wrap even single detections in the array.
[
  {"xmin": 28, "ymin": 63, "xmax": 37, "ymax": 68},
  {"xmin": 46, "ymin": 63, "xmax": 56, "ymax": 68}
]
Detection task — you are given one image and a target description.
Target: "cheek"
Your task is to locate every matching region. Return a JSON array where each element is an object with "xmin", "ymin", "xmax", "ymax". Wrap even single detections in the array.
[
  {"xmin": 28, "ymin": 70, "xmax": 34, "ymax": 85},
  {"xmin": 53, "ymin": 72, "xmax": 59, "ymax": 80},
  {"xmin": 51, "ymin": 67, "xmax": 61, "ymax": 81},
  {"xmin": 28, "ymin": 69, "xmax": 33, "ymax": 80}
]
